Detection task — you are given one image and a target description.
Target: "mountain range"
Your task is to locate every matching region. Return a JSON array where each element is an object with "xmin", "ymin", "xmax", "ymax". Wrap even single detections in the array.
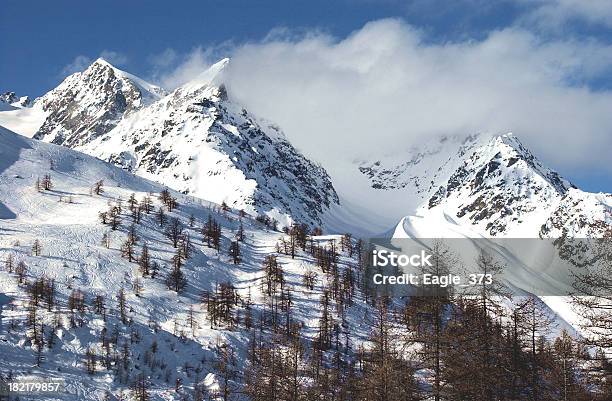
[
  {"xmin": 0, "ymin": 57, "xmax": 611, "ymax": 400},
  {"xmin": 2, "ymin": 57, "xmax": 609, "ymax": 238}
]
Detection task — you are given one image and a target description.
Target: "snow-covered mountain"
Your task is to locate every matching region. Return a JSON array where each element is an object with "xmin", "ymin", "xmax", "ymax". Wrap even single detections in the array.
[
  {"xmin": 32, "ymin": 58, "xmax": 166, "ymax": 147},
  {"xmin": 0, "ymin": 91, "xmax": 31, "ymax": 111},
  {"xmin": 78, "ymin": 59, "xmax": 339, "ymax": 228},
  {"xmin": 7, "ymin": 59, "xmax": 338, "ymax": 228},
  {"xmin": 0, "ymin": 57, "xmax": 609, "ymax": 237},
  {"xmin": 357, "ymin": 133, "xmax": 611, "ymax": 238}
]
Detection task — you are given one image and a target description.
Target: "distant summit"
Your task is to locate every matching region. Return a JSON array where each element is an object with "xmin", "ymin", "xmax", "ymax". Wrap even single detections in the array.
[
  {"xmin": 32, "ymin": 58, "xmax": 166, "ymax": 147},
  {"xmin": 0, "ymin": 91, "xmax": 31, "ymax": 110}
]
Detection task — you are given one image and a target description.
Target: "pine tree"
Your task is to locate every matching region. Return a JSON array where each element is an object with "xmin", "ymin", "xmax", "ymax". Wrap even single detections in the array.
[
  {"xmin": 117, "ymin": 288, "xmax": 128, "ymax": 324},
  {"xmin": 15, "ymin": 260, "xmax": 27, "ymax": 283},
  {"xmin": 101, "ymin": 231, "xmax": 111, "ymax": 248},
  {"xmin": 167, "ymin": 196, "xmax": 178, "ymax": 211},
  {"xmin": 521, "ymin": 296, "xmax": 555, "ymax": 401},
  {"xmin": 165, "ymin": 217, "xmax": 183, "ymax": 248},
  {"xmin": 93, "ymin": 180, "xmax": 104, "ymax": 195},
  {"xmin": 158, "ymin": 189, "xmax": 178, "ymax": 211},
  {"xmin": 128, "ymin": 193, "xmax": 138, "ymax": 212},
  {"xmin": 109, "ymin": 206, "xmax": 121, "ymax": 230},
  {"xmin": 360, "ymin": 299, "xmax": 420, "ymax": 401},
  {"xmin": 85, "ymin": 346, "xmax": 96, "ymax": 374},
  {"xmin": 128, "ymin": 223, "xmax": 139, "ymax": 245},
  {"xmin": 340, "ymin": 233, "xmax": 353, "ymax": 257},
  {"xmin": 414, "ymin": 241, "xmax": 456, "ymax": 401},
  {"xmin": 132, "ymin": 204, "xmax": 143, "ymax": 223},
  {"xmin": 121, "ymin": 239, "xmax": 135, "ymax": 262},
  {"xmin": 41, "ymin": 174, "xmax": 53, "ymax": 190},
  {"xmin": 215, "ymin": 343, "xmax": 238, "ymax": 401},
  {"xmin": 188, "ymin": 304, "xmax": 197, "ymax": 333},
  {"xmin": 166, "ymin": 249, "xmax": 187, "ymax": 293},
  {"xmin": 5, "ymin": 253, "xmax": 14, "ymax": 273},
  {"xmin": 303, "ymin": 270, "xmax": 317, "ymax": 290},
  {"xmin": 131, "ymin": 373, "xmax": 151, "ymax": 401},
  {"xmin": 470, "ymin": 250, "xmax": 509, "ymax": 401},
  {"xmin": 32, "ymin": 239, "xmax": 42, "ymax": 256},
  {"xmin": 133, "ymin": 277, "xmax": 143, "ymax": 296},
  {"xmin": 229, "ymin": 241, "xmax": 241, "ymax": 264},
  {"xmin": 159, "ymin": 188, "xmax": 171, "ymax": 205},
  {"xmin": 551, "ymin": 330, "xmax": 584, "ymax": 401},
  {"xmin": 237, "ymin": 221, "xmax": 245, "ymax": 242},
  {"xmin": 141, "ymin": 196, "xmax": 153, "ymax": 214},
  {"xmin": 179, "ymin": 233, "xmax": 193, "ymax": 260},
  {"xmin": 93, "ymin": 294, "xmax": 106, "ymax": 317},
  {"xmin": 156, "ymin": 206, "xmax": 166, "ymax": 227},
  {"xmin": 139, "ymin": 242, "xmax": 151, "ymax": 276}
]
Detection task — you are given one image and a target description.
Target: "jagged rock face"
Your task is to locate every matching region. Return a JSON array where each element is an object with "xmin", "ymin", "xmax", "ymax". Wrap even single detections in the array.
[
  {"xmin": 540, "ymin": 190, "xmax": 612, "ymax": 238},
  {"xmin": 429, "ymin": 135, "xmax": 575, "ymax": 235},
  {"xmin": 33, "ymin": 59, "xmax": 165, "ymax": 147},
  {"xmin": 0, "ymin": 91, "xmax": 19, "ymax": 104},
  {"xmin": 80, "ymin": 61, "xmax": 339, "ymax": 227},
  {"xmin": 0, "ymin": 91, "xmax": 30, "ymax": 108},
  {"xmin": 357, "ymin": 133, "xmax": 606, "ymax": 237}
]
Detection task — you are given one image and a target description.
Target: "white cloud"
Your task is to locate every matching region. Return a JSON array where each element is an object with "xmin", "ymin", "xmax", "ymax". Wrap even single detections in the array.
[
  {"xmin": 99, "ymin": 50, "xmax": 128, "ymax": 66},
  {"xmin": 149, "ymin": 45, "xmax": 233, "ymax": 90},
  {"xmin": 222, "ymin": 18, "xmax": 612, "ymax": 174},
  {"xmin": 60, "ymin": 50, "xmax": 128, "ymax": 76},
  {"xmin": 148, "ymin": 48, "xmax": 178, "ymax": 69},
  {"xmin": 60, "ymin": 55, "xmax": 92, "ymax": 76},
  {"xmin": 523, "ymin": 0, "xmax": 612, "ymax": 29}
]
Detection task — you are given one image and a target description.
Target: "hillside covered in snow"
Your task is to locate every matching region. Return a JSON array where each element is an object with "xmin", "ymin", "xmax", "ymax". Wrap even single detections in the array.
[{"xmin": 0, "ymin": 126, "xmax": 369, "ymax": 400}]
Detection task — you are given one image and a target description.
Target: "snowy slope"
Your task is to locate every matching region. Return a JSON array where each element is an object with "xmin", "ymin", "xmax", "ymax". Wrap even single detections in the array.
[
  {"xmin": 0, "ymin": 103, "xmax": 47, "ymax": 136},
  {"xmin": 1, "ymin": 59, "xmax": 608, "ymax": 239},
  {"xmin": 0, "ymin": 91, "xmax": 46, "ymax": 135},
  {"xmin": 540, "ymin": 188, "xmax": 612, "ymax": 237},
  {"xmin": 0, "ymin": 126, "xmax": 368, "ymax": 400},
  {"xmin": 31, "ymin": 58, "xmax": 166, "ymax": 147}
]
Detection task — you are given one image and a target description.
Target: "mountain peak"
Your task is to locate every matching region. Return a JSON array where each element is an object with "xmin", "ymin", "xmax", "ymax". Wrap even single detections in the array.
[
  {"xmin": 33, "ymin": 58, "xmax": 166, "ymax": 147},
  {"xmin": 181, "ymin": 58, "xmax": 230, "ymax": 92},
  {"xmin": 423, "ymin": 132, "xmax": 575, "ymax": 235},
  {"xmin": 0, "ymin": 91, "xmax": 31, "ymax": 110},
  {"xmin": 92, "ymin": 57, "xmax": 113, "ymax": 68}
]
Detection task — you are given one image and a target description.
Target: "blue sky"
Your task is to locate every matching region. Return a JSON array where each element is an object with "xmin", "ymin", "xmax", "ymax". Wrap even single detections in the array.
[
  {"xmin": 1, "ymin": 0, "xmax": 414, "ymax": 95},
  {"xmin": 2, "ymin": 0, "xmax": 612, "ymax": 192},
  {"xmin": 0, "ymin": 0, "xmax": 539, "ymax": 96}
]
